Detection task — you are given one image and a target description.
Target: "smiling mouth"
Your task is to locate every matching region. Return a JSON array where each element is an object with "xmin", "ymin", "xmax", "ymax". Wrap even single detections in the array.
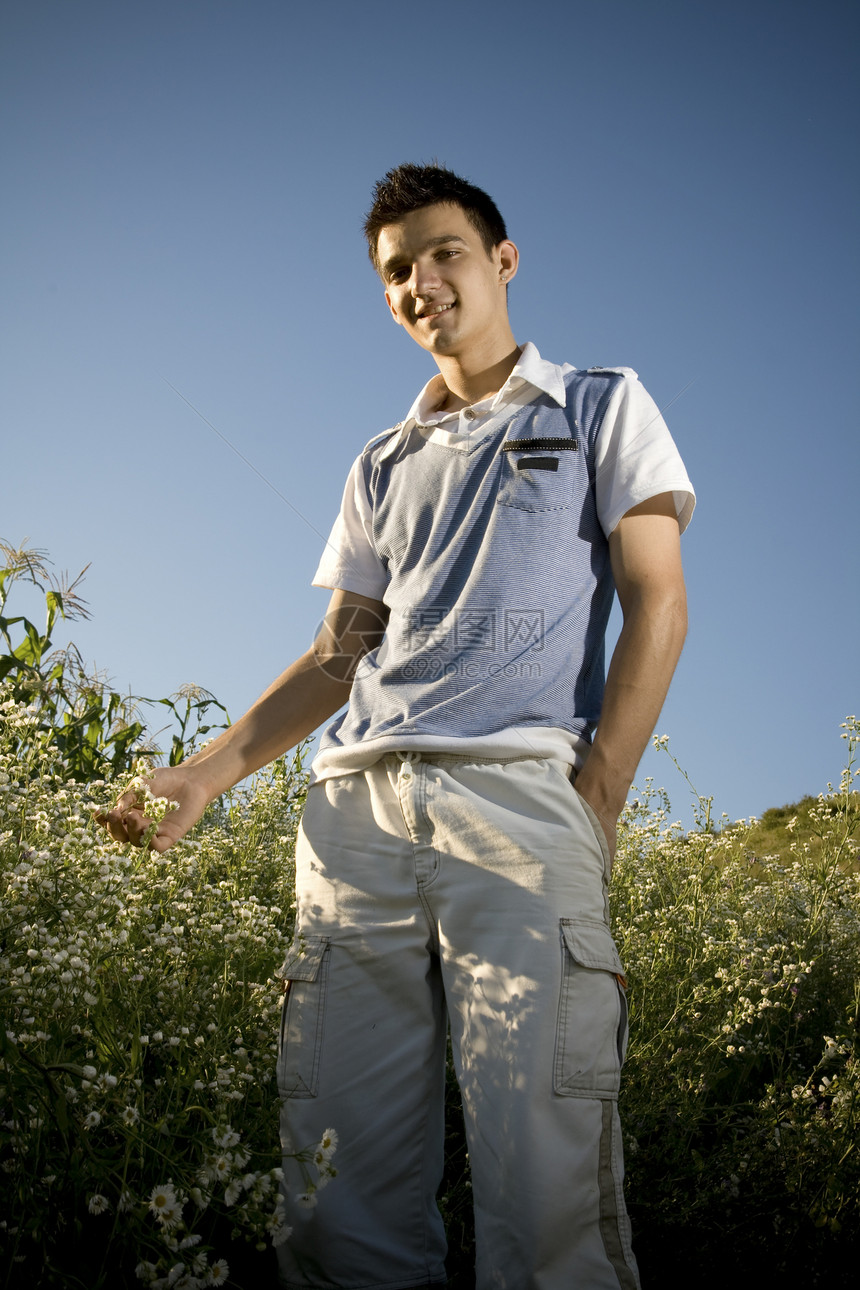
[{"xmin": 417, "ymin": 302, "xmax": 455, "ymax": 319}]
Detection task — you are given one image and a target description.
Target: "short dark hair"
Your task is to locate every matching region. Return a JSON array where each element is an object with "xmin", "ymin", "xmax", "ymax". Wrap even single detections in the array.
[{"xmin": 364, "ymin": 162, "xmax": 508, "ymax": 271}]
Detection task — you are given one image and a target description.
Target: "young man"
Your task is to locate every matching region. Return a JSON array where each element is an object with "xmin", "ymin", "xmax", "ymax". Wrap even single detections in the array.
[{"xmin": 105, "ymin": 164, "xmax": 694, "ymax": 1289}]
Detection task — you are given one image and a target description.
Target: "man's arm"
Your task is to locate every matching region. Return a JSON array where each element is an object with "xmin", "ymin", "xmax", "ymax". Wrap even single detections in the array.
[
  {"xmin": 101, "ymin": 588, "xmax": 387, "ymax": 851},
  {"xmin": 573, "ymin": 492, "xmax": 688, "ymax": 861}
]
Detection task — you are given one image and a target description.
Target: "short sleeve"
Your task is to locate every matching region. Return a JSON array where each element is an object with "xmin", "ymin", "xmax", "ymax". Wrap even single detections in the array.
[
  {"xmin": 312, "ymin": 456, "xmax": 389, "ymax": 599},
  {"xmin": 594, "ymin": 376, "xmax": 696, "ymax": 536}
]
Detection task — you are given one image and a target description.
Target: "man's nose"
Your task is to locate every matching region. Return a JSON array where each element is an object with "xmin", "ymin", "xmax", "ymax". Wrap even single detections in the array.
[{"xmin": 411, "ymin": 261, "xmax": 442, "ymax": 296}]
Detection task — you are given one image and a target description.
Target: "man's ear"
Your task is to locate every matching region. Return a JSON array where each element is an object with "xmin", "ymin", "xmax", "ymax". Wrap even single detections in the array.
[
  {"xmin": 497, "ymin": 239, "xmax": 519, "ymax": 285},
  {"xmin": 384, "ymin": 290, "xmax": 403, "ymax": 326}
]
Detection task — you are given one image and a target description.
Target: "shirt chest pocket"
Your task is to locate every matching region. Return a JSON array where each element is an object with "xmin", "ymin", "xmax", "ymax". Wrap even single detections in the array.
[{"xmin": 495, "ymin": 438, "xmax": 581, "ymax": 512}]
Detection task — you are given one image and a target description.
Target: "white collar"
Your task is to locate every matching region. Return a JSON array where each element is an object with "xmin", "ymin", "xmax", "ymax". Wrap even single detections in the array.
[{"xmin": 404, "ymin": 342, "xmax": 570, "ymax": 428}]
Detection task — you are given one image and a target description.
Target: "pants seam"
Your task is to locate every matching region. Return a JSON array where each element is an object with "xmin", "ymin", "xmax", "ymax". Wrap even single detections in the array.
[{"xmin": 597, "ymin": 1100, "xmax": 640, "ymax": 1290}]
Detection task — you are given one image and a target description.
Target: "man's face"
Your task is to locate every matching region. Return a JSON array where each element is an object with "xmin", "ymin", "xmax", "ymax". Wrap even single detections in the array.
[{"xmin": 377, "ymin": 203, "xmax": 517, "ymax": 360}]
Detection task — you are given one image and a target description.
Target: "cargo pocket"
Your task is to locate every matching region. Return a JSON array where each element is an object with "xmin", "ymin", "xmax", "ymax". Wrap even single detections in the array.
[
  {"xmin": 554, "ymin": 919, "xmax": 628, "ymax": 1099},
  {"xmin": 277, "ymin": 935, "xmax": 331, "ymax": 1098}
]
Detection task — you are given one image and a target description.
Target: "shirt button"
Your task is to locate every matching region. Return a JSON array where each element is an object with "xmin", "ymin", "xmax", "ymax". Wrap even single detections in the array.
[
  {"xmin": 401, "ymin": 762, "xmax": 413, "ymax": 779},
  {"xmin": 463, "ymin": 408, "xmax": 476, "ymax": 420}
]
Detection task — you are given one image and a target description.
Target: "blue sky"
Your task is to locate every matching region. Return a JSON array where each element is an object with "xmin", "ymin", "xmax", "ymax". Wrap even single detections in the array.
[{"xmin": 2, "ymin": 0, "xmax": 858, "ymax": 828}]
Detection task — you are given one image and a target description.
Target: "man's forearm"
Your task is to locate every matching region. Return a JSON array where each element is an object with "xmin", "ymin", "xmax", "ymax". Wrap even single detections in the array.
[
  {"xmin": 575, "ymin": 586, "xmax": 687, "ymax": 823},
  {"xmin": 100, "ymin": 588, "xmax": 387, "ymax": 852},
  {"xmin": 182, "ymin": 648, "xmax": 352, "ymax": 801}
]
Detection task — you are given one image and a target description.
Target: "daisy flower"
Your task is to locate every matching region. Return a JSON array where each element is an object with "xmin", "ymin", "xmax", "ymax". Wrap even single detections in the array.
[
  {"xmin": 148, "ymin": 1182, "xmax": 178, "ymax": 1219},
  {"xmin": 158, "ymin": 1199, "xmax": 183, "ymax": 1229},
  {"xmin": 271, "ymin": 1221, "xmax": 292, "ymax": 1247},
  {"xmin": 207, "ymin": 1258, "xmax": 230, "ymax": 1285},
  {"xmin": 316, "ymin": 1128, "xmax": 338, "ymax": 1160}
]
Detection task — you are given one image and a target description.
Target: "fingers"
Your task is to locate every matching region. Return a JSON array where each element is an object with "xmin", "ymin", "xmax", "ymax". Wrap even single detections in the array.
[
  {"xmin": 95, "ymin": 804, "xmax": 155, "ymax": 847},
  {"xmin": 96, "ymin": 794, "xmax": 195, "ymax": 853},
  {"xmin": 96, "ymin": 783, "xmax": 164, "ymax": 848},
  {"xmin": 121, "ymin": 807, "xmax": 154, "ymax": 847},
  {"xmin": 95, "ymin": 769, "xmax": 206, "ymax": 854}
]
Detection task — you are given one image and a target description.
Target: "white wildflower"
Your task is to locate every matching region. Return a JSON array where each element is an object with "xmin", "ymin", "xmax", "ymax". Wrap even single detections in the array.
[
  {"xmin": 315, "ymin": 1127, "xmax": 338, "ymax": 1160},
  {"xmin": 270, "ymin": 1219, "xmax": 292, "ymax": 1247},
  {"xmin": 148, "ymin": 1183, "xmax": 178, "ymax": 1219},
  {"xmin": 212, "ymin": 1125, "xmax": 239, "ymax": 1149},
  {"xmin": 158, "ymin": 1199, "xmax": 184, "ymax": 1229}
]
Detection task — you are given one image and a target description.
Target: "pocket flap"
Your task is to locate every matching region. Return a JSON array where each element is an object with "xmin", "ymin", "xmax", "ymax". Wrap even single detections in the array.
[
  {"xmin": 279, "ymin": 935, "xmax": 329, "ymax": 983},
  {"xmin": 560, "ymin": 919, "xmax": 624, "ymax": 975}
]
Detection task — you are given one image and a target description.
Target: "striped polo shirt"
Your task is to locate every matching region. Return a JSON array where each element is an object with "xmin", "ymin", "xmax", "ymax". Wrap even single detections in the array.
[{"xmin": 311, "ymin": 344, "xmax": 694, "ymax": 780}]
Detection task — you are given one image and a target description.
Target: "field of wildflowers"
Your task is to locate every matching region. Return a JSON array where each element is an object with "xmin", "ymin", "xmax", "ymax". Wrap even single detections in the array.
[
  {"xmin": 0, "ymin": 550, "xmax": 333, "ymax": 1288},
  {"xmin": 0, "ymin": 695, "xmax": 330, "ymax": 1287},
  {"xmin": 1, "ymin": 547, "xmax": 858, "ymax": 1287},
  {"xmin": 612, "ymin": 727, "xmax": 860, "ymax": 1287}
]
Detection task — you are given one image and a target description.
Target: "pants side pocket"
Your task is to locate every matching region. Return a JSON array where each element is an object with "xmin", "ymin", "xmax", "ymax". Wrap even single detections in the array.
[
  {"xmin": 277, "ymin": 934, "xmax": 331, "ymax": 1098},
  {"xmin": 554, "ymin": 918, "xmax": 628, "ymax": 1099}
]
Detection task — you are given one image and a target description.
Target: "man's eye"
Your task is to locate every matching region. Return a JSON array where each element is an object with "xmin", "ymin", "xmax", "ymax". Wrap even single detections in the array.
[{"xmin": 389, "ymin": 268, "xmax": 409, "ymax": 283}]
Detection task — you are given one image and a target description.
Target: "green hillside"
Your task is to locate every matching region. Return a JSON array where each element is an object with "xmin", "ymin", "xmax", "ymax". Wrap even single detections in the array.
[{"xmin": 724, "ymin": 791, "xmax": 860, "ymax": 869}]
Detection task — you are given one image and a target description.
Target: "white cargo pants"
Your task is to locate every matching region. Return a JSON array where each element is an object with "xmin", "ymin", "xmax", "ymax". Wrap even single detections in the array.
[{"xmin": 276, "ymin": 753, "xmax": 640, "ymax": 1290}]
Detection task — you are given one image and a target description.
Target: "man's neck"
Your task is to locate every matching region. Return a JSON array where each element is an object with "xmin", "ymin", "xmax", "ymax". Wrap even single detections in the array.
[{"xmin": 434, "ymin": 343, "xmax": 522, "ymax": 413}]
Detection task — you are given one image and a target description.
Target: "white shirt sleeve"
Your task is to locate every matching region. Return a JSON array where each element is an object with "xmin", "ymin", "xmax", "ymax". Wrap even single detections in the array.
[
  {"xmin": 312, "ymin": 455, "xmax": 390, "ymax": 598},
  {"xmin": 594, "ymin": 375, "xmax": 696, "ymax": 536}
]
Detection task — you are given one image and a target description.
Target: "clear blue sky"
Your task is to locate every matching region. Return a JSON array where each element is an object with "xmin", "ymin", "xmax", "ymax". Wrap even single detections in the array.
[{"xmin": 2, "ymin": 0, "xmax": 858, "ymax": 828}]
